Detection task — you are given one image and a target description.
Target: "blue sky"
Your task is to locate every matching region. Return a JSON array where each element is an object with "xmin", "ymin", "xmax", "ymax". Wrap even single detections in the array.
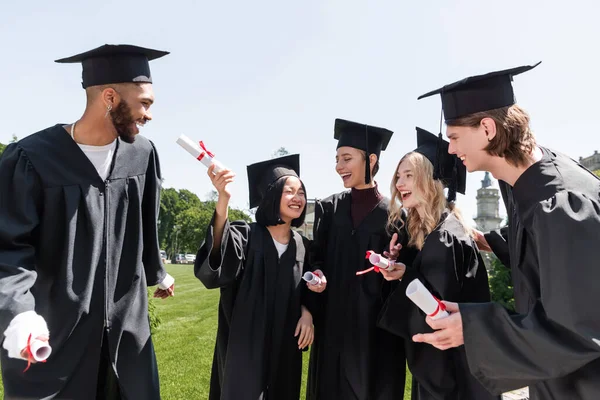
[{"xmin": 2, "ymin": 0, "xmax": 599, "ymax": 223}]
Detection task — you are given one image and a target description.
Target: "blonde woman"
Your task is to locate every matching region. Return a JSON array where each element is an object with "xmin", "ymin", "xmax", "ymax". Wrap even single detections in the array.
[{"xmin": 377, "ymin": 127, "xmax": 499, "ymax": 400}]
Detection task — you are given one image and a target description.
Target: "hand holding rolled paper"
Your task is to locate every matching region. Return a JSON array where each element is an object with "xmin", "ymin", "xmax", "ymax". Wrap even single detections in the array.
[
  {"xmin": 176, "ymin": 135, "xmax": 226, "ymax": 174},
  {"xmin": 20, "ymin": 335, "xmax": 51, "ymax": 372},
  {"xmin": 304, "ymin": 269, "xmax": 327, "ymax": 293},
  {"xmin": 356, "ymin": 251, "xmax": 403, "ymax": 275},
  {"xmin": 406, "ymin": 279, "xmax": 449, "ymax": 320}
]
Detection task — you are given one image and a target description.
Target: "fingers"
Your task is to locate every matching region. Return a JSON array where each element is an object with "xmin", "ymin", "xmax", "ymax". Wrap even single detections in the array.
[
  {"xmin": 441, "ymin": 301, "xmax": 459, "ymax": 313},
  {"xmin": 412, "ymin": 332, "xmax": 455, "ymax": 350},
  {"xmin": 298, "ymin": 325, "xmax": 307, "ymax": 348},
  {"xmin": 297, "ymin": 324, "xmax": 314, "ymax": 349},
  {"xmin": 390, "ymin": 233, "xmax": 398, "ymax": 248},
  {"xmin": 295, "ymin": 321, "xmax": 301, "ymax": 337},
  {"xmin": 167, "ymin": 285, "xmax": 175, "ymax": 297},
  {"xmin": 153, "ymin": 288, "xmax": 170, "ymax": 299}
]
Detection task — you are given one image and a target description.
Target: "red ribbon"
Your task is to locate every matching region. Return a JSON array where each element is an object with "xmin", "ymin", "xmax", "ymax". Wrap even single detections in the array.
[
  {"xmin": 428, "ymin": 296, "xmax": 447, "ymax": 318},
  {"xmin": 357, "ymin": 251, "xmax": 383, "ymax": 275},
  {"xmin": 197, "ymin": 141, "xmax": 215, "ymax": 161},
  {"xmin": 23, "ymin": 334, "xmax": 47, "ymax": 373}
]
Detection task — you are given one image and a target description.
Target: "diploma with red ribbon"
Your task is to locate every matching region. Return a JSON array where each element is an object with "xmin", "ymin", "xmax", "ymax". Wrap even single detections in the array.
[
  {"xmin": 176, "ymin": 134, "xmax": 226, "ymax": 173},
  {"xmin": 302, "ymin": 271, "xmax": 322, "ymax": 285},
  {"xmin": 406, "ymin": 278, "xmax": 449, "ymax": 320},
  {"xmin": 23, "ymin": 333, "xmax": 51, "ymax": 372},
  {"xmin": 356, "ymin": 250, "xmax": 399, "ymax": 275}
]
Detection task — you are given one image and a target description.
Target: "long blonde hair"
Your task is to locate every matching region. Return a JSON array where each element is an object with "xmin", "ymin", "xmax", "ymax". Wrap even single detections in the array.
[{"xmin": 387, "ymin": 152, "xmax": 472, "ymax": 249}]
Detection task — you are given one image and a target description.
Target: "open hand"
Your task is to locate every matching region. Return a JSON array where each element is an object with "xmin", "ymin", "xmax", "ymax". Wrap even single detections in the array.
[
  {"xmin": 295, "ymin": 307, "xmax": 314, "ymax": 349},
  {"xmin": 383, "ymin": 233, "xmax": 402, "ymax": 261}
]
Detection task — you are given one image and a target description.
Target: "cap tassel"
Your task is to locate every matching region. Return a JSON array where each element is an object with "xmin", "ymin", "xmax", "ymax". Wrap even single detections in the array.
[
  {"xmin": 435, "ymin": 133, "xmax": 444, "ymax": 181},
  {"xmin": 364, "ymin": 125, "xmax": 371, "ymax": 184},
  {"xmin": 447, "ymin": 159, "xmax": 458, "ymax": 203}
]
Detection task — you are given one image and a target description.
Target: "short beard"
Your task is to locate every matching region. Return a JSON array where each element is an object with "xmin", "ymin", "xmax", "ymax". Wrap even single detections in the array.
[{"xmin": 109, "ymin": 100, "xmax": 138, "ymax": 144}]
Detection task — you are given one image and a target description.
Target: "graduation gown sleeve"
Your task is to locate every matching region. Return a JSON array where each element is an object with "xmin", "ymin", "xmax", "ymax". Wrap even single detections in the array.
[
  {"xmin": 484, "ymin": 226, "xmax": 510, "ymax": 268},
  {"xmin": 0, "ymin": 144, "xmax": 42, "ymax": 334},
  {"xmin": 194, "ymin": 216, "xmax": 251, "ymax": 289},
  {"xmin": 308, "ymin": 199, "xmax": 331, "ymax": 272},
  {"xmin": 461, "ymin": 191, "xmax": 600, "ymax": 394},
  {"xmin": 141, "ymin": 141, "xmax": 168, "ymax": 286}
]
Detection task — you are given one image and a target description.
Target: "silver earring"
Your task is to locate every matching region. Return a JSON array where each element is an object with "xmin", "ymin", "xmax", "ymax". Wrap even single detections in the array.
[{"xmin": 105, "ymin": 104, "xmax": 112, "ymax": 117}]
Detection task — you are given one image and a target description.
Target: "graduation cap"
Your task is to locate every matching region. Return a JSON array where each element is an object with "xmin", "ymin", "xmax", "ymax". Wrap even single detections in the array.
[
  {"xmin": 413, "ymin": 127, "xmax": 466, "ymax": 202},
  {"xmin": 247, "ymin": 154, "xmax": 300, "ymax": 208},
  {"xmin": 418, "ymin": 62, "xmax": 541, "ymax": 121},
  {"xmin": 334, "ymin": 118, "xmax": 394, "ymax": 184},
  {"xmin": 55, "ymin": 44, "xmax": 169, "ymax": 89}
]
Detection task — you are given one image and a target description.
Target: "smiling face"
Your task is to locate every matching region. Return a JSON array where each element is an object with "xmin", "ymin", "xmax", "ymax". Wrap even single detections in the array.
[
  {"xmin": 446, "ymin": 123, "xmax": 490, "ymax": 173},
  {"xmin": 105, "ymin": 83, "xmax": 155, "ymax": 143},
  {"xmin": 394, "ymin": 158, "xmax": 422, "ymax": 210},
  {"xmin": 335, "ymin": 146, "xmax": 377, "ymax": 188},
  {"xmin": 278, "ymin": 176, "xmax": 306, "ymax": 223}
]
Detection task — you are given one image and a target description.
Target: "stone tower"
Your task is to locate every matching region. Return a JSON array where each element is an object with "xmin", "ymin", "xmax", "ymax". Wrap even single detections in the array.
[
  {"xmin": 474, "ymin": 172, "xmax": 502, "ymax": 233},
  {"xmin": 474, "ymin": 172, "xmax": 503, "ymax": 270}
]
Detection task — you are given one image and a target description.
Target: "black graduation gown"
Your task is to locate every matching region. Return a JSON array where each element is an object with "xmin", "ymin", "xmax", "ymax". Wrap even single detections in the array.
[
  {"xmin": 378, "ymin": 212, "xmax": 497, "ymax": 400},
  {"xmin": 194, "ymin": 218, "xmax": 309, "ymax": 400},
  {"xmin": 0, "ymin": 124, "xmax": 166, "ymax": 399},
  {"xmin": 306, "ymin": 191, "xmax": 406, "ymax": 400},
  {"xmin": 461, "ymin": 147, "xmax": 600, "ymax": 400}
]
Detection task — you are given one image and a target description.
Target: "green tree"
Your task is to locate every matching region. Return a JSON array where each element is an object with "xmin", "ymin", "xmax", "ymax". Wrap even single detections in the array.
[
  {"xmin": 175, "ymin": 200, "xmax": 252, "ymax": 253},
  {"xmin": 272, "ymin": 147, "xmax": 290, "ymax": 158},
  {"xmin": 159, "ymin": 187, "xmax": 251, "ymax": 256},
  {"xmin": 488, "ymin": 254, "xmax": 515, "ymax": 312},
  {"xmin": 0, "ymin": 135, "xmax": 18, "ymax": 158}
]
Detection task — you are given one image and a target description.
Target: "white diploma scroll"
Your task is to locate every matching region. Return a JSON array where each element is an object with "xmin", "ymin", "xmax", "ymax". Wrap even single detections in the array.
[
  {"xmin": 302, "ymin": 271, "xmax": 322, "ymax": 285},
  {"xmin": 406, "ymin": 279, "xmax": 449, "ymax": 320},
  {"xmin": 176, "ymin": 135, "xmax": 225, "ymax": 173},
  {"xmin": 29, "ymin": 339, "xmax": 52, "ymax": 362},
  {"xmin": 366, "ymin": 251, "xmax": 395, "ymax": 272}
]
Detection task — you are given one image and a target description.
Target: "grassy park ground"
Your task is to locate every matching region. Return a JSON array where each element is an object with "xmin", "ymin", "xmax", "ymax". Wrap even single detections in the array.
[{"xmin": 0, "ymin": 264, "xmax": 526, "ymax": 399}]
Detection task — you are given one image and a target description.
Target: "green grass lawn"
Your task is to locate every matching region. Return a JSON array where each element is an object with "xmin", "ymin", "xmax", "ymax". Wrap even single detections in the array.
[{"xmin": 0, "ymin": 264, "xmax": 412, "ymax": 399}]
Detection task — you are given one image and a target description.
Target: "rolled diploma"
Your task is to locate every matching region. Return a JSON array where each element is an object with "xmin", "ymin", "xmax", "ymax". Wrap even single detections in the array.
[
  {"xmin": 406, "ymin": 279, "xmax": 449, "ymax": 320},
  {"xmin": 29, "ymin": 339, "xmax": 52, "ymax": 362},
  {"xmin": 176, "ymin": 135, "xmax": 225, "ymax": 173},
  {"xmin": 367, "ymin": 252, "xmax": 394, "ymax": 271},
  {"xmin": 302, "ymin": 271, "xmax": 322, "ymax": 285}
]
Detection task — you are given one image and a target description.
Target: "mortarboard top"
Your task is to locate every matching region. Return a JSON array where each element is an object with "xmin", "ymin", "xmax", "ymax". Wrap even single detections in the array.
[
  {"xmin": 334, "ymin": 118, "xmax": 394, "ymax": 184},
  {"xmin": 413, "ymin": 127, "xmax": 466, "ymax": 202},
  {"xmin": 55, "ymin": 44, "xmax": 169, "ymax": 89},
  {"xmin": 247, "ymin": 154, "xmax": 300, "ymax": 208},
  {"xmin": 418, "ymin": 62, "xmax": 541, "ymax": 121}
]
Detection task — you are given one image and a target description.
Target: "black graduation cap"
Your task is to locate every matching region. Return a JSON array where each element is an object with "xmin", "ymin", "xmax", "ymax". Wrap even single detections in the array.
[
  {"xmin": 413, "ymin": 127, "xmax": 466, "ymax": 202},
  {"xmin": 334, "ymin": 118, "xmax": 394, "ymax": 184},
  {"xmin": 418, "ymin": 62, "xmax": 541, "ymax": 121},
  {"xmin": 247, "ymin": 154, "xmax": 300, "ymax": 208},
  {"xmin": 55, "ymin": 44, "xmax": 169, "ymax": 89}
]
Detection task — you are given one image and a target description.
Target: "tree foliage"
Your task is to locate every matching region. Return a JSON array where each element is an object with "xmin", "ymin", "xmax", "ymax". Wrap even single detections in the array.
[
  {"xmin": 158, "ymin": 188, "xmax": 251, "ymax": 257},
  {"xmin": 272, "ymin": 147, "xmax": 290, "ymax": 158},
  {"xmin": 0, "ymin": 135, "xmax": 18, "ymax": 158},
  {"xmin": 488, "ymin": 254, "xmax": 515, "ymax": 312}
]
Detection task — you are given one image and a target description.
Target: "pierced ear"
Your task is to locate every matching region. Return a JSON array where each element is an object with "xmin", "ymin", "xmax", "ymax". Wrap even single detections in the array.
[{"xmin": 102, "ymin": 87, "xmax": 119, "ymax": 109}]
